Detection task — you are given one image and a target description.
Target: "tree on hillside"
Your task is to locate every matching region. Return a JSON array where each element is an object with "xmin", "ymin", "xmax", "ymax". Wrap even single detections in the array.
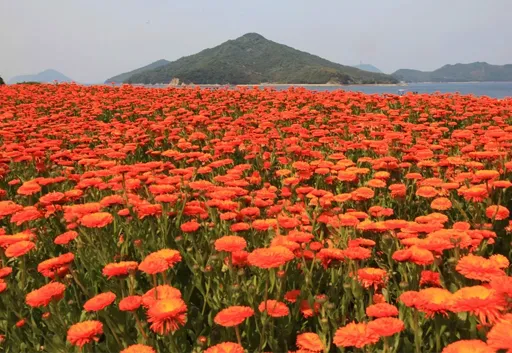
[{"xmin": 0, "ymin": 76, "xmax": 4, "ymax": 85}]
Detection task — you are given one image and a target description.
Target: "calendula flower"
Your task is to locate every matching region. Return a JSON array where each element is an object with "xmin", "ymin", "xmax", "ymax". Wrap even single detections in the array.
[
  {"xmin": 26, "ymin": 282, "xmax": 66, "ymax": 308},
  {"xmin": 121, "ymin": 344, "xmax": 156, "ymax": 353},
  {"xmin": 147, "ymin": 298, "xmax": 187, "ymax": 335},
  {"xmin": 441, "ymin": 340, "xmax": 494, "ymax": 353},
  {"xmin": 214, "ymin": 306, "xmax": 254, "ymax": 327},
  {"xmin": 84, "ymin": 292, "xmax": 116, "ymax": 312},
  {"xmin": 204, "ymin": 342, "xmax": 244, "ymax": 353},
  {"xmin": 333, "ymin": 322, "xmax": 380, "ymax": 348},
  {"xmin": 247, "ymin": 246, "xmax": 295, "ymax": 269},
  {"xmin": 296, "ymin": 332, "xmax": 324, "ymax": 352},
  {"xmin": 215, "ymin": 235, "xmax": 247, "ymax": 252},
  {"xmin": 102, "ymin": 261, "xmax": 138, "ymax": 278},
  {"xmin": 67, "ymin": 321, "xmax": 103, "ymax": 348},
  {"xmin": 366, "ymin": 303, "xmax": 399, "ymax": 318},
  {"xmin": 258, "ymin": 300, "xmax": 289, "ymax": 317},
  {"xmin": 367, "ymin": 317, "xmax": 404, "ymax": 337}
]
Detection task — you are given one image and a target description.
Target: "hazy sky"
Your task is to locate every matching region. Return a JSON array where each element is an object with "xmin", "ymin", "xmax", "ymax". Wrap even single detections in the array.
[{"xmin": 1, "ymin": 0, "xmax": 511, "ymax": 83}]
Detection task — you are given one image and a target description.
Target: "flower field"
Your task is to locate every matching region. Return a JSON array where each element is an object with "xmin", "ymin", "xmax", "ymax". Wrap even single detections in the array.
[{"xmin": 1, "ymin": 84, "xmax": 512, "ymax": 353}]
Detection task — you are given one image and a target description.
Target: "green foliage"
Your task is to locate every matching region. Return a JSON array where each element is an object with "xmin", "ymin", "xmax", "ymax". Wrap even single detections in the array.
[
  {"xmin": 393, "ymin": 62, "xmax": 512, "ymax": 82},
  {"xmin": 124, "ymin": 33, "xmax": 398, "ymax": 85},
  {"xmin": 105, "ymin": 59, "xmax": 171, "ymax": 83},
  {"xmin": 0, "ymin": 75, "xmax": 4, "ymax": 85}
]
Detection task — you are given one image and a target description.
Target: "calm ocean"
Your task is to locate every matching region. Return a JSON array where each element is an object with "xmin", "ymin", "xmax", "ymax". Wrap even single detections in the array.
[{"xmin": 268, "ymin": 82, "xmax": 512, "ymax": 98}]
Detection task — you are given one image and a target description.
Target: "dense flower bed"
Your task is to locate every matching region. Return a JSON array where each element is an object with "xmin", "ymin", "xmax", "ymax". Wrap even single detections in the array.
[{"xmin": 0, "ymin": 84, "xmax": 511, "ymax": 353}]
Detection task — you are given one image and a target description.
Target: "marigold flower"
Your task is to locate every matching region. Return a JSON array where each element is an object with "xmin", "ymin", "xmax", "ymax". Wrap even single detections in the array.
[
  {"xmin": 441, "ymin": 340, "xmax": 494, "ymax": 353},
  {"xmin": 54, "ymin": 230, "xmax": 78, "ymax": 245},
  {"xmin": 5, "ymin": 240, "xmax": 35, "ymax": 258},
  {"xmin": 296, "ymin": 332, "xmax": 324, "ymax": 352},
  {"xmin": 102, "ymin": 261, "xmax": 138, "ymax": 278},
  {"xmin": 485, "ymin": 205, "xmax": 510, "ymax": 220},
  {"xmin": 367, "ymin": 317, "xmax": 404, "ymax": 337},
  {"xmin": 147, "ymin": 298, "xmax": 187, "ymax": 334},
  {"xmin": 456, "ymin": 254, "xmax": 505, "ymax": 281},
  {"xmin": 247, "ymin": 246, "xmax": 295, "ymax": 269},
  {"xmin": 121, "ymin": 344, "xmax": 156, "ymax": 353},
  {"xmin": 431, "ymin": 197, "xmax": 452, "ymax": 210},
  {"xmin": 204, "ymin": 342, "xmax": 244, "ymax": 353},
  {"xmin": 67, "ymin": 320, "xmax": 103, "ymax": 348},
  {"xmin": 415, "ymin": 288, "xmax": 453, "ymax": 317},
  {"xmin": 333, "ymin": 322, "xmax": 380, "ymax": 348},
  {"xmin": 258, "ymin": 300, "xmax": 289, "ymax": 317},
  {"xmin": 119, "ymin": 295, "xmax": 143, "ymax": 311},
  {"xmin": 142, "ymin": 285, "xmax": 182, "ymax": 308},
  {"xmin": 83, "ymin": 292, "xmax": 116, "ymax": 312},
  {"xmin": 214, "ymin": 306, "xmax": 254, "ymax": 327},
  {"xmin": 365, "ymin": 303, "xmax": 399, "ymax": 318},
  {"xmin": 80, "ymin": 212, "xmax": 113, "ymax": 228},
  {"xmin": 486, "ymin": 314, "xmax": 512, "ymax": 352},
  {"xmin": 357, "ymin": 268, "xmax": 388, "ymax": 289},
  {"xmin": 450, "ymin": 286, "xmax": 505, "ymax": 324},
  {"xmin": 138, "ymin": 253, "xmax": 169, "ymax": 275},
  {"xmin": 215, "ymin": 235, "xmax": 247, "ymax": 252},
  {"xmin": 26, "ymin": 282, "xmax": 66, "ymax": 308}
]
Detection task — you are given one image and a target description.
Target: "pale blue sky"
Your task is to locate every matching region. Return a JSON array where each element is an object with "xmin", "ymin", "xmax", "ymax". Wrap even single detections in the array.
[{"xmin": 1, "ymin": 0, "xmax": 510, "ymax": 83}]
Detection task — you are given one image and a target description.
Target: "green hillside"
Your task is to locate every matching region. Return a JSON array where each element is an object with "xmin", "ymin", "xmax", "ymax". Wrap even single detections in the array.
[
  {"xmin": 353, "ymin": 64, "xmax": 382, "ymax": 73},
  {"xmin": 124, "ymin": 33, "xmax": 397, "ymax": 85},
  {"xmin": 393, "ymin": 62, "xmax": 512, "ymax": 82},
  {"xmin": 0, "ymin": 76, "xmax": 4, "ymax": 85},
  {"xmin": 105, "ymin": 59, "xmax": 170, "ymax": 83}
]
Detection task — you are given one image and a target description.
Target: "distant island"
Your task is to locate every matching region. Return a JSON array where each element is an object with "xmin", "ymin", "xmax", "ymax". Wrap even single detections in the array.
[
  {"xmin": 392, "ymin": 62, "xmax": 512, "ymax": 82},
  {"xmin": 107, "ymin": 33, "xmax": 397, "ymax": 85},
  {"xmin": 352, "ymin": 64, "xmax": 382, "ymax": 73},
  {"xmin": 8, "ymin": 69, "xmax": 73, "ymax": 84}
]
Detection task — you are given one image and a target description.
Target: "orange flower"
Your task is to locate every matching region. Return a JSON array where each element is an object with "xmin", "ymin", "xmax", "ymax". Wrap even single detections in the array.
[
  {"xmin": 119, "ymin": 295, "xmax": 142, "ymax": 311},
  {"xmin": 415, "ymin": 288, "xmax": 453, "ymax": 317},
  {"xmin": 17, "ymin": 182, "xmax": 41, "ymax": 196},
  {"xmin": 121, "ymin": 344, "xmax": 156, "ymax": 353},
  {"xmin": 215, "ymin": 235, "xmax": 247, "ymax": 252},
  {"xmin": 450, "ymin": 286, "xmax": 505, "ymax": 324},
  {"xmin": 351, "ymin": 187, "xmax": 375, "ymax": 201},
  {"xmin": 247, "ymin": 246, "xmax": 295, "ymax": 269},
  {"xmin": 102, "ymin": 261, "xmax": 138, "ymax": 278},
  {"xmin": 416, "ymin": 186, "xmax": 438, "ymax": 198},
  {"xmin": 367, "ymin": 317, "xmax": 404, "ymax": 337},
  {"xmin": 204, "ymin": 342, "xmax": 244, "ymax": 353},
  {"xmin": 456, "ymin": 254, "xmax": 505, "ymax": 281},
  {"xmin": 54, "ymin": 230, "xmax": 78, "ymax": 245},
  {"xmin": 296, "ymin": 332, "xmax": 324, "ymax": 352},
  {"xmin": 83, "ymin": 292, "xmax": 116, "ymax": 312},
  {"xmin": 152, "ymin": 249, "xmax": 182, "ymax": 267},
  {"xmin": 147, "ymin": 298, "xmax": 187, "ymax": 334},
  {"xmin": 5, "ymin": 240, "xmax": 35, "ymax": 258},
  {"xmin": 486, "ymin": 314, "xmax": 512, "ymax": 352},
  {"xmin": 142, "ymin": 284, "xmax": 181, "ymax": 306},
  {"xmin": 67, "ymin": 320, "xmax": 103, "ymax": 348},
  {"xmin": 365, "ymin": 303, "xmax": 399, "ymax": 318},
  {"xmin": 26, "ymin": 282, "xmax": 66, "ymax": 308},
  {"xmin": 214, "ymin": 306, "xmax": 254, "ymax": 327},
  {"xmin": 357, "ymin": 268, "xmax": 388, "ymax": 289},
  {"xmin": 37, "ymin": 252, "xmax": 74, "ymax": 278},
  {"xmin": 485, "ymin": 205, "xmax": 510, "ymax": 220},
  {"xmin": 79, "ymin": 212, "xmax": 113, "ymax": 228},
  {"xmin": 441, "ymin": 340, "xmax": 494, "ymax": 353},
  {"xmin": 333, "ymin": 322, "xmax": 380, "ymax": 348},
  {"xmin": 430, "ymin": 197, "xmax": 452, "ymax": 210},
  {"xmin": 138, "ymin": 253, "xmax": 169, "ymax": 275},
  {"xmin": 258, "ymin": 300, "xmax": 289, "ymax": 317}
]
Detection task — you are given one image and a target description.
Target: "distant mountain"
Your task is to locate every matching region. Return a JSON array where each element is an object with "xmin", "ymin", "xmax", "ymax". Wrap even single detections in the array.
[
  {"xmin": 8, "ymin": 69, "xmax": 73, "ymax": 84},
  {"xmin": 353, "ymin": 64, "xmax": 382, "ymax": 73},
  {"xmin": 123, "ymin": 33, "xmax": 397, "ymax": 85},
  {"xmin": 392, "ymin": 62, "xmax": 512, "ymax": 82},
  {"xmin": 105, "ymin": 59, "xmax": 171, "ymax": 83}
]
